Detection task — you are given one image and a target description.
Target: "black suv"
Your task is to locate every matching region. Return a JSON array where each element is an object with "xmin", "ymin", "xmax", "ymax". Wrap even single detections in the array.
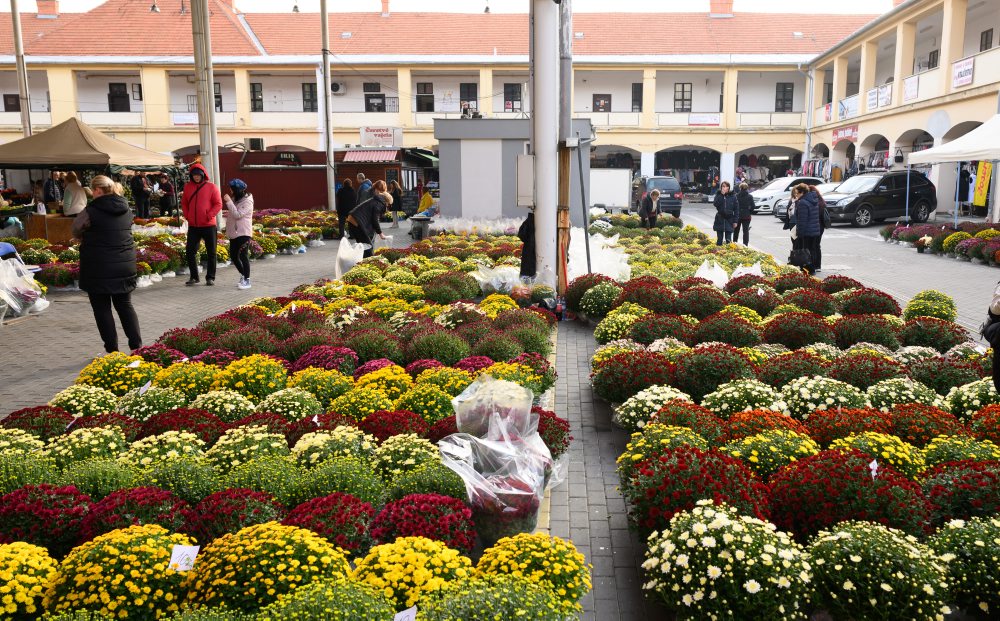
[
  {"xmin": 633, "ymin": 176, "xmax": 683, "ymax": 217},
  {"xmin": 825, "ymin": 171, "xmax": 937, "ymax": 226}
]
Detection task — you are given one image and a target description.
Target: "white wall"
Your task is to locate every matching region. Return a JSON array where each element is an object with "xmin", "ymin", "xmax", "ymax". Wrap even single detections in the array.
[
  {"xmin": 75, "ymin": 73, "xmax": 143, "ymax": 113},
  {"xmin": 248, "ymin": 73, "xmax": 316, "ymax": 112},
  {"xmin": 167, "ymin": 74, "xmax": 236, "ymax": 113},
  {"xmin": 654, "ymin": 71, "xmax": 722, "ymax": 113},
  {"xmin": 574, "ymin": 70, "xmax": 643, "ymax": 112},
  {"xmin": 737, "ymin": 71, "xmax": 806, "ymax": 112},
  {"xmin": 329, "ymin": 74, "xmax": 399, "ymax": 112},
  {"xmin": 460, "ymin": 139, "xmax": 503, "ymax": 219},
  {"xmin": 963, "ymin": 4, "xmax": 1000, "ymax": 57},
  {"xmin": 0, "ymin": 71, "xmax": 50, "ymax": 112},
  {"xmin": 410, "ymin": 74, "xmax": 479, "ymax": 113}
]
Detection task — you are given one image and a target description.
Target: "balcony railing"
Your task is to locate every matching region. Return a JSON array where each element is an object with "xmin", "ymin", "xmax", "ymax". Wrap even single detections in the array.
[
  {"xmin": 78, "ymin": 111, "xmax": 144, "ymax": 127},
  {"xmin": 575, "ymin": 111, "xmax": 641, "ymax": 127},
  {"xmin": 737, "ymin": 112, "xmax": 804, "ymax": 127},
  {"xmin": 657, "ymin": 112, "xmax": 721, "ymax": 127},
  {"xmin": 837, "ymin": 94, "xmax": 859, "ymax": 120},
  {"xmin": 0, "ymin": 111, "xmax": 52, "ymax": 126},
  {"xmin": 952, "ymin": 47, "xmax": 1000, "ymax": 91},
  {"xmin": 332, "ymin": 112, "xmax": 401, "ymax": 126},
  {"xmin": 170, "ymin": 112, "xmax": 236, "ymax": 127},
  {"xmin": 249, "ymin": 112, "xmax": 318, "ymax": 128}
]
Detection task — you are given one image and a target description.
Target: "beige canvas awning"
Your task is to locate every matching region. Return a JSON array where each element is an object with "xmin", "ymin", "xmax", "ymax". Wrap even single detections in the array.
[{"xmin": 0, "ymin": 117, "xmax": 175, "ymax": 169}]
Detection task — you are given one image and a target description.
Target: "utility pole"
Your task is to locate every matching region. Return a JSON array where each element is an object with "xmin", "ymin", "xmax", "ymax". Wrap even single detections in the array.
[
  {"xmin": 556, "ymin": 0, "xmax": 573, "ymax": 295},
  {"xmin": 320, "ymin": 0, "xmax": 337, "ymax": 212},
  {"xmin": 531, "ymin": 0, "xmax": 559, "ymax": 289},
  {"xmin": 191, "ymin": 0, "xmax": 219, "ymax": 184},
  {"xmin": 10, "ymin": 0, "xmax": 32, "ymax": 137}
]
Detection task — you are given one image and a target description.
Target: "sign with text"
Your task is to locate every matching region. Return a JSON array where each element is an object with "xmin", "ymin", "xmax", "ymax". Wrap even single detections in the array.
[
  {"xmin": 360, "ymin": 126, "xmax": 403, "ymax": 148},
  {"xmin": 688, "ymin": 113, "xmax": 720, "ymax": 126},
  {"xmin": 974, "ymin": 162, "xmax": 993, "ymax": 208},
  {"xmin": 838, "ymin": 95, "xmax": 859, "ymax": 120},
  {"xmin": 952, "ymin": 57, "xmax": 975, "ymax": 88},
  {"xmin": 866, "ymin": 88, "xmax": 878, "ymax": 111},
  {"xmin": 823, "ymin": 103, "xmax": 832, "ymax": 122},
  {"xmin": 832, "ymin": 124, "xmax": 859, "ymax": 145},
  {"xmin": 903, "ymin": 75, "xmax": 919, "ymax": 102},
  {"xmin": 878, "ymin": 84, "xmax": 892, "ymax": 108}
]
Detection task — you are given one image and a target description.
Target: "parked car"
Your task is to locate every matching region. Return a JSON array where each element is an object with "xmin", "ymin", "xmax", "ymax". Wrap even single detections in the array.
[
  {"xmin": 774, "ymin": 182, "xmax": 841, "ymax": 222},
  {"xmin": 752, "ymin": 176, "xmax": 823, "ymax": 214},
  {"xmin": 633, "ymin": 176, "xmax": 683, "ymax": 217},
  {"xmin": 824, "ymin": 171, "xmax": 937, "ymax": 226}
]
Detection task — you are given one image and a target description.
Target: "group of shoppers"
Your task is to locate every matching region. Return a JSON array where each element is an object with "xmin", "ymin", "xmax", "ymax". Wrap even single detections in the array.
[
  {"xmin": 712, "ymin": 182, "xmax": 754, "ymax": 246},
  {"xmin": 128, "ymin": 172, "xmax": 177, "ymax": 219},
  {"xmin": 783, "ymin": 183, "xmax": 829, "ymax": 275}
]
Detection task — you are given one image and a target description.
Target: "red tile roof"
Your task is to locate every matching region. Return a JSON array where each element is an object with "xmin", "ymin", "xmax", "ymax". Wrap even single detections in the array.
[
  {"xmin": 21, "ymin": 0, "xmax": 261, "ymax": 57},
  {"xmin": 0, "ymin": 11, "xmax": 73, "ymax": 55},
  {"xmin": 244, "ymin": 12, "xmax": 879, "ymax": 58}
]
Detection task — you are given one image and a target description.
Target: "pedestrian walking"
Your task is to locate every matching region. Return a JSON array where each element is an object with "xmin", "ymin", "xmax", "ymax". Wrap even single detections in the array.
[
  {"xmin": 809, "ymin": 184, "xmax": 831, "ymax": 272},
  {"xmin": 224, "ymin": 178, "xmax": 254, "ymax": 290},
  {"xmin": 347, "ymin": 190, "xmax": 389, "ymax": 259},
  {"xmin": 130, "ymin": 173, "xmax": 152, "ymax": 219},
  {"xmin": 734, "ymin": 182, "xmax": 754, "ymax": 246},
  {"xmin": 158, "ymin": 173, "xmax": 177, "ymax": 218},
  {"xmin": 72, "ymin": 175, "xmax": 142, "ymax": 354},
  {"xmin": 335, "ymin": 178, "xmax": 357, "ymax": 239},
  {"xmin": 638, "ymin": 189, "xmax": 660, "ymax": 229},
  {"xmin": 388, "ymin": 180, "xmax": 403, "ymax": 229},
  {"xmin": 713, "ymin": 182, "xmax": 739, "ymax": 245},
  {"xmin": 787, "ymin": 184, "xmax": 821, "ymax": 275},
  {"xmin": 356, "ymin": 173, "xmax": 374, "ymax": 204},
  {"xmin": 181, "ymin": 163, "xmax": 223, "ymax": 286}
]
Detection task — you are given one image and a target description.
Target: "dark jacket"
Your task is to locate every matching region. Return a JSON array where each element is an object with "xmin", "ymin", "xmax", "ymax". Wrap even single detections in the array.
[
  {"xmin": 130, "ymin": 175, "xmax": 150, "ymax": 199},
  {"xmin": 73, "ymin": 194, "xmax": 137, "ymax": 295},
  {"xmin": 638, "ymin": 195, "xmax": 656, "ymax": 217},
  {"xmin": 792, "ymin": 190, "xmax": 822, "ymax": 237},
  {"xmin": 390, "ymin": 188, "xmax": 402, "ymax": 213},
  {"xmin": 335, "ymin": 185, "xmax": 357, "ymax": 217},
  {"xmin": 517, "ymin": 212, "xmax": 536, "ymax": 278},
  {"xmin": 348, "ymin": 195, "xmax": 387, "ymax": 244},
  {"xmin": 356, "ymin": 180, "xmax": 374, "ymax": 205},
  {"xmin": 713, "ymin": 191, "xmax": 739, "ymax": 231},
  {"xmin": 737, "ymin": 189, "xmax": 754, "ymax": 220}
]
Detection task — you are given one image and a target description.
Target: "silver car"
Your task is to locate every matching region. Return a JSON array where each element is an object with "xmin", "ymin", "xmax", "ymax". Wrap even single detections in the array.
[
  {"xmin": 774, "ymin": 182, "xmax": 841, "ymax": 222},
  {"xmin": 752, "ymin": 176, "xmax": 823, "ymax": 214}
]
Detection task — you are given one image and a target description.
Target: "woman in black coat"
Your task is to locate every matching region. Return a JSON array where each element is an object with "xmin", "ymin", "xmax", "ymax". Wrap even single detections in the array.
[
  {"xmin": 712, "ymin": 181, "xmax": 739, "ymax": 245},
  {"xmin": 71, "ymin": 175, "xmax": 142, "ymax": 353},
  {"xmin": 347, "ymin": 191, "xmax": 389, "ymax": 258},
  {"xmin": 388, "ymin": 180, "xmax": 403, "ymax": 229},
  {"xmin": 734, "ymin": 182, "xmax": 754, "ymax": 246},
  {"xmin": 335, "ymin": 178, "xmax": 357, "ymax": 239}
]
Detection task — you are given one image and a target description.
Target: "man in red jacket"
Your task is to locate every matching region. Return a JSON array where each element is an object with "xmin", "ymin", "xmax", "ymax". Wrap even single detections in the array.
[{"xmin": 181, "ymin": 163, "xmax": 223, "ymax": 286}]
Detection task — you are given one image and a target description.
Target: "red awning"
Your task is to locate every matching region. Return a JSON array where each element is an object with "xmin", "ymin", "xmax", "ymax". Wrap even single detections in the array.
[{"xmin": 343, "ymin": 149, "xmax": 399, "ymax": 163}]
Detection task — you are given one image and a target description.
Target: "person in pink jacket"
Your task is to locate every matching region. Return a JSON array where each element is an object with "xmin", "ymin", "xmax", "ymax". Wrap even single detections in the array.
[
  {"xmin": 224, "ymin": 178, "xmax": 254, "ymax": 290},
  {"xmin": 181, "ymin": 163, "xmax": 223, "ymax": 286}
]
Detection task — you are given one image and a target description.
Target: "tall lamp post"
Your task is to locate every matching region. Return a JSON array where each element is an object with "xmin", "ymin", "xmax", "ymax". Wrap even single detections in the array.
[
  {"xmin": 320, "ymin": 0, "xmax": 337, "ymax": 212},
  {"xmin": 10, "ymin": 0, "xmax": 32, "ymax": 138}
]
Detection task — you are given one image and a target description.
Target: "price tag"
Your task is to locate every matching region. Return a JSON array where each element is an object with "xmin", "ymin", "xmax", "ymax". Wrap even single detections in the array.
[
  {"xmin": 869, "ymin": 459, "xmax": 879, "ymax": 480},
  {"xmin": 394, "ymin": 607, "xmax": 417, "ymax": 621},
  {"xmin": 290, "ymin": 303, "xmax": 297, "ymax": 312},
  {"xmin": 65, "ymin": 416, "xmax": 80, "ymax": 431},
  {"xmin": 139, "ymin": 381, "xmax": 152, "ymax": 395},
  {"xmin": 127, "ymin": 360, "xmax": 141, "ymax": 368},
  {"xmin": 169, "ymin": 545, "xmax": 200, "ymax": 572},
  {"xmin": 756, "ymin": 287, "xmax": 765, "ymax": 297},
  {"xmin": 179, "ymin": 358, "xmax": 189, "ymax": 363}
]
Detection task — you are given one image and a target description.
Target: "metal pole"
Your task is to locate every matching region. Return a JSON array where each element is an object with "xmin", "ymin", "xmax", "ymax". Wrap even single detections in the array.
[
  {"xmin": 954, "ymin": 161, "xmax": 960, "ymax": 229},
  {"xmin": 576, "ymin": 132, "xmax": 592, "ymax": 274},
  {"xmin": 10, "ymin": 0, "xmax": 32, "ymax": 137},
  {"xmin": 531, "ymin": 0, "xmax": 559, "ymax": 288},
  {"xmin": 191, "ymin": 0, "xmax": 219, "ymax": 182},
  {"xmin": 320, "ymin": 0, "xmax": 336, "ymax": 212},
  {"xmin": 904, "ymin": 163, "xmax": 911, "ymax": 222}
]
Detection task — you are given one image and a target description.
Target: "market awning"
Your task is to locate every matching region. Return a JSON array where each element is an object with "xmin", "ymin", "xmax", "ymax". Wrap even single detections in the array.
[
  {"xmin": 0, "ymin": 117, "xmax": 175, "ymax": 169},
  {"xmin": 343, "ymin": 149, "xmax": 399, "ymax": 163},
  {"xmin": 408, "ymin": 150, "xmax": 440, "ymax": 167}
]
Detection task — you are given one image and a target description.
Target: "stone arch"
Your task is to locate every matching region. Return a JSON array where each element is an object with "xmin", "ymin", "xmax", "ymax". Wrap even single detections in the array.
[
  {"xmin": 590, "ymin": 144, "xmax": 641, "ymax": 170},
  {"xmin": 942, "ymin": 120, "xmax": 982, "ymax": 143}
]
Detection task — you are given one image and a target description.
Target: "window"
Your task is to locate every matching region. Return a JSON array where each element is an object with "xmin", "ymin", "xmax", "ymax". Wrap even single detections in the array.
[
  {"xmin": 302, "ymin": 83, "xmax": 318, "ymax": 112},
  {"xmin": 214, "ymin": 82, "xmax": 223, "ymax": 112},
  {"xmin": 775, "ymin": 82, "xmax": 794, "ymax": 112},
  {"xmin": 131, "ymin": 84, "xmax": 143, "ymax": 101},
  {"xmin": 416, "ymin": 82, "xmax": 434, "ymax": 112},
  {"xmin": 365, "ymin": 94, "xmax": 386, "ymax": 112},
  {"xmin": 3, "ymin": 94, "xmax": 20, "ymax": 112},
  {"xmin": 631, "ymin": 82, "xmax": 643, "ymax": 112},
  {"xmin": 108, "ymin": 83, "xmax": 130, "ymax": 112},
  {"xmin": 250, "ymin": 82, "xmax": 263, "ymax": 112},
  {"xmin": 459, "ymin": 83, "xmax": 478, "ymax": 111},
  {"xmin": 186, "ymin": 94, "xmax": 197, "ymax": 113},
  {"xmin": 503, "ymin": 83, "xmax": 522, "ymax": 112},
  {"xmin": 823, "ymin": 83, "xmax": 833, "ymax": 105},
  {"xmin": 982, "ymin": 29, "xmax": 994, "ymax": 52},
  {"xmin": 363, "ymin": 82, "xmax": 381, "ymax": 93},
  {"xmin": 928, "ymin": 49, "xmax": 939, "ymax": 69},
  {"xmin": 592, "ymin": 94, "xmax": 611, "ymax": 112},
  {"xmin": 673, "ymin": 83, "xmax": 692, "ymax": 113}
]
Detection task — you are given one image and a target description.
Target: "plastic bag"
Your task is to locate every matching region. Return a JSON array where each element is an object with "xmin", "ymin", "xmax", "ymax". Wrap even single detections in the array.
[
  {"xmin": 694, "ymin": 260, "xmax": 729, "ymax": 288},
  {"xmin": 0, "ymin": 259, "xmax": 45, "ymax": 317},
  {"xmin": 334, "ymin": 238, "xmax": 365, "ymax": 279},
  {"xmin": 730, "ymin": 262, "xmax": 765, "ymax": 279},
  {"xmin": 452, "ymin": 376, "xmax": 536, "ymax": 438},
  {"xmin": 471, "ymin": 265, "xmax": 522, "ymax": 295}
]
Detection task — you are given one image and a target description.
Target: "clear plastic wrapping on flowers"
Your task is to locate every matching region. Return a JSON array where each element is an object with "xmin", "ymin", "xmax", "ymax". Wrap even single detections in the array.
[
  {"xmin": 440, "ymin": 377, "xmax": 565, "ymax": 536},
  {"xmin": 0, "ymin": 258, "xmax": 48, "ymax": 317},
  {"xmin": 471, "ymin": 265, "xmax": 523, "ymax": 295},
  {"xmin": 694, "ymin": 260, "xmax": 729, "ymax": 288},
  {"xmin": 567, "ymin": 229, "xmax": 631, "ymax": 282},
  {"xmin": 428, "ymin": 217, "xmax": 522, "ymax": 236}
]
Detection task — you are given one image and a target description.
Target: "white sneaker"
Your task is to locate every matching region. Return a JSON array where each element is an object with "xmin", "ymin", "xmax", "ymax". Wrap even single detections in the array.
[
  {"xmin": 238, "ymin": 278, "xmax": 251, "ymax": 290},
  {"xmin": 235, "ymin": 278, "xmax": 244, "ymax": 289}
]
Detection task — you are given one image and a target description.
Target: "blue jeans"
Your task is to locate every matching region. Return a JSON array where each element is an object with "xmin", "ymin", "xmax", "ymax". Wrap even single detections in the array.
[{"xmin": 716, "ymin": 228, "xmax": 733, "ymax": 245}]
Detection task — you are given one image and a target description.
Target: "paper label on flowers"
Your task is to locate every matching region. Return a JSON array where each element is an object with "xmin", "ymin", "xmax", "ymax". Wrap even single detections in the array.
[
  {"xmin": 394, "ymin": 607, "xmax": 417, "ymax": 621},
  {"xmin": 139, "ymin": 381, "xmax": 152, "ymax": 395},
  {"xmin": 169, "ymin": 545, "xmax": 200, "ymax": 572},
  {"xmin": 869, "ymin": 459, "xmax": 879, "ymax": 480}
]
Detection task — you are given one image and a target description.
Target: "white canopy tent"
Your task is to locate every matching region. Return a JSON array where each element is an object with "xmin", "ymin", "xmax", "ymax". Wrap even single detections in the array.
[{"xmin": 907, "ymin": 112, "xmax": 1000, "ymax": 223}]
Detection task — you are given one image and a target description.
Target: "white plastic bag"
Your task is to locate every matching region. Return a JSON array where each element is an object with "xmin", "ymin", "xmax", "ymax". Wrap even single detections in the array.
[
  {"xmin": 694, "ymin": 260, "xmax": 729, "ymax": 288},
  {"xmin": 730, "ymin": 262, "xmax": 765, "ymax": 279},
  {"xmin": 334, "ymin": 238, "xmax": 365, "ymax": 279},
  {"xmin": 0, "ymin": 259, "xmax": 45, "ymax": 317}
]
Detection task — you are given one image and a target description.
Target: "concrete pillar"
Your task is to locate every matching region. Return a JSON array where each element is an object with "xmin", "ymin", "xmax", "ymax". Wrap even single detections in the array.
[
  {"xmin": 641, "ymin": 152, "xmax": 655, "ymax": 177},
  {"xmin": 140, "ymin": 67, "xmax": 170, "ymax": 128},
  {"xmin": 941, "ymin": 0, "xmax": 969, "ymax": 94},
  {"xmin": 46, "ymin": 68, "xmax": 77, "ymax": 125},
  {"xmin": 479, "ymin": 67, "xmax": 493, "ymax": 116},
  {"xmin": 858, "ymin": 41, "xmax": 877, "ymax": 112},
  {"xmin": 722, "ymin": 68, "xmax": 738, "ymax": 128},
  {"xmin": 893, "ymin": 21, "xmax": 916, "ymax": 105},
  {"xmin": 720, "ymin": 152, "xmax": 736, "ymax": 189},
  {"xmin": 641, "ymin": 68, "xmax": 657, "ymax": 128},
  {"xmin": 531, "ymin": 0, "xmax": 559, "ymax": 287},
  {"xmin": 397, "ymin": 67, "xmax": 413, "ymax": 127},
  {"xmin": 234, "ymin": 69, "xmax": 251, "ymax": 127},
  {"xmin": 831, "ymin": 56, "xmax": 849, "ymax": 119}
]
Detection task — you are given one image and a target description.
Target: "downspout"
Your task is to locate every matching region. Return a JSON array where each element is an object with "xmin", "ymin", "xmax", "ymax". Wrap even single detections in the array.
[{"xmin": 797, "ymin": 62, "xmax": 814, "ymax": 159}]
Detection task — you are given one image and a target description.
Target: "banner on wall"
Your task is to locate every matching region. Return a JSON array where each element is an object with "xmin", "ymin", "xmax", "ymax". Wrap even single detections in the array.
[
  {"xmin": 832, "ymin": 125, "xmax": 859, "ymax": 145},
  {"xmin": 952, "ymin": 57, "xmax": 975, "ymax": 89},
  {"xmin": 974, "ymin": 162, "xmax": 993, "ymax": 207}
]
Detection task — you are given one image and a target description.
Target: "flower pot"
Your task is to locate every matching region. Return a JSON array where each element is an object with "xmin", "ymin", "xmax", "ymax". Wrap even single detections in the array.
[{"xmin": 916, "ymin": 247, "xmax": 925, "ymax": 254}]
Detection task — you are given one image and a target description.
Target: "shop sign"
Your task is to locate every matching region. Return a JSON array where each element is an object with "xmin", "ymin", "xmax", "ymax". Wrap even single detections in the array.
[
  {"xmin": 878, "ymin": 84, "xmax": 892, "ymax": 108},
  {"xmin": 903, "ymin": 75, "xmax": 919, "ymax": 102},
  {"xmin": 952, "ymin": 57, "xmax": 975, "ymax": 88},
  {"xmin": 866, "ymin": 88, "xmax": 878, "ymax": 111},
  {"xmin": 360, "ymin": 126, "xmax": 403, "ymax": 148},
  {"xmin": 832, "ymin": 125, "xmax": 859, "ymax": 145},
  {"xmin": 688, "ymin": 113, "xmax": 720, "ymax": 126},
  {"xmin": 823, "ymin": 103, "xmax": 832, "ymax": 122},
  {"xmin": 273, "ymin": 152, "xmax": 301, "ymax": 166}
]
